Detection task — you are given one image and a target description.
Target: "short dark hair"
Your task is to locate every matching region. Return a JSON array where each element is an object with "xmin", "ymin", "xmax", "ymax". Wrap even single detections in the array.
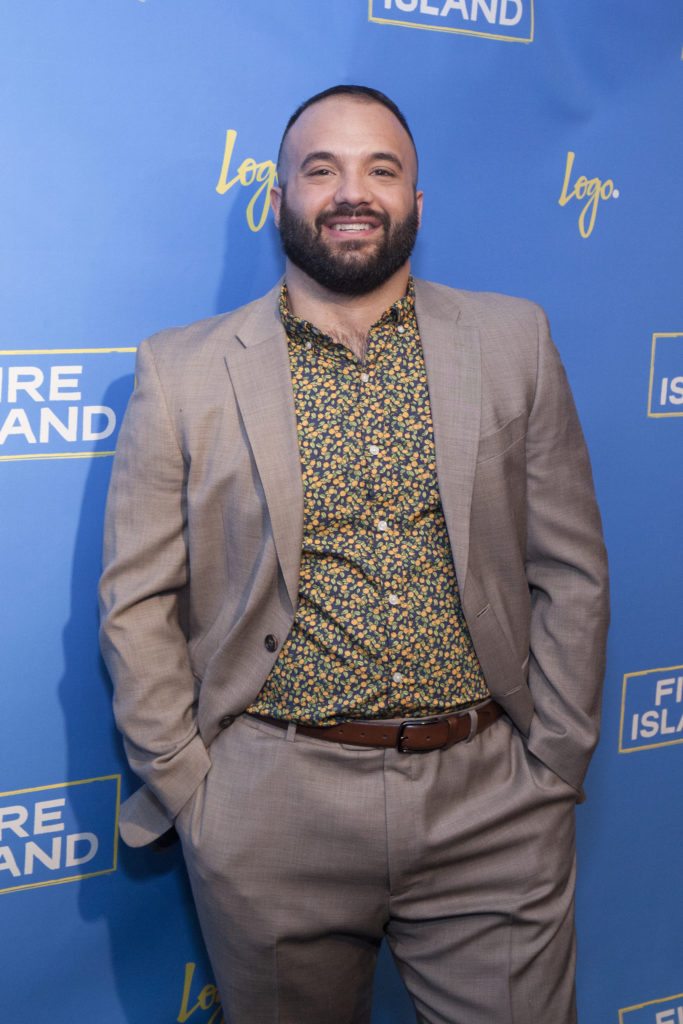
[{"xmin": 277, "ymin": 84, "xmax": 417, "ymax": 180}]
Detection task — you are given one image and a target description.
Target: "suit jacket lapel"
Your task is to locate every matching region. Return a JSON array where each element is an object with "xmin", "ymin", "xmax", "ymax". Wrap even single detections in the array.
[
  {"xmin": 415, "ymin": 280, "xmax": 481, "ymax": 594},
  {"xmin": 224, "ymin": 286, "xmax": 303, "ymax": 610},
  {"xmin": 222, "ymin": 279, "xmax": 480, "ymax": 609}
]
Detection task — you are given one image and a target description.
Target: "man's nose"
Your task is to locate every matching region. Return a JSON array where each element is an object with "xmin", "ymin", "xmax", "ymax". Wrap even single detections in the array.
[{"xmin": 333, "ymin": 171, "xmax": 373, "ymax": 208}]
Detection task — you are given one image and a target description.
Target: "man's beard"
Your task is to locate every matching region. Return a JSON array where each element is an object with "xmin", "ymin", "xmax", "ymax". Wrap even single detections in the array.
[{"xmin": 278, "ymin": 192, "xmax": 419, "ymax": 297}]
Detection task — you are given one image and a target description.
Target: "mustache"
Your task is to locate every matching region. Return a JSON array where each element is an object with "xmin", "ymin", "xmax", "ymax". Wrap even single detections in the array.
[{"xmin": 315, "ymin": 204, "xmax": 390, "ymax": 231}]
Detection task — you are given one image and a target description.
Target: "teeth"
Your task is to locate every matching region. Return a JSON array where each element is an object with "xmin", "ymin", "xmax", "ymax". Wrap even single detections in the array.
[{"xmin": 334, "ymin": 223, "xmax": 372, "ymax": 232}]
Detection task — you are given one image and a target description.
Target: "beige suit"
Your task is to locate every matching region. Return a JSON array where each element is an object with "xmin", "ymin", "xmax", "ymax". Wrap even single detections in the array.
[
  {"xmin": 100, "ymin": 279, "xmax": 609, "ymax": 1021},
  {"xmin": 100, "ymin": 278, "xmax": 609, "ymax": 848}
]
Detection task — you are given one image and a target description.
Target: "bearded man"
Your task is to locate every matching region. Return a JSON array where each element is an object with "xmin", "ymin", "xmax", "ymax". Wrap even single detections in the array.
[{"xmin": 100, "ymin": 85, "xmax": 609, "ymax": 1024}]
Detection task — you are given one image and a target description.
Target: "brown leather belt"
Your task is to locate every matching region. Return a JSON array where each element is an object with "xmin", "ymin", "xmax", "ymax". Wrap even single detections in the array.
[{"xmin": 246, "ymin": 700, "xmax": 502, "ymax": 753}]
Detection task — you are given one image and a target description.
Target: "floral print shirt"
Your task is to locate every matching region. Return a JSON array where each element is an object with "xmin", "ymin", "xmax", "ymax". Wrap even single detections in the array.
[{"xmin": 246, "ymin": 279, "xmax": 488, "ymax": 725}]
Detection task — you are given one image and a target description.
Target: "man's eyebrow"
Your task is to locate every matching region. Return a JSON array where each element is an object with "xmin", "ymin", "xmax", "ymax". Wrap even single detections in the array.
[
  {"xmin": 300, "ymin": 151, "xmax": 337, "ymax": 171},
  {"xmin": 370, "ymin": 151, "xmax": 403, "ymax": 170},
  {"xmin": 299, "ymin": 150, "xmax": 404, "ymax": 171}
]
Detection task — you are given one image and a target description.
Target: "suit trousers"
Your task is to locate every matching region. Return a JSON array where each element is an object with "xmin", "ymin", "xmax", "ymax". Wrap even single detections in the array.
[{"xmin": 175, "ymin": 711, "xmax": 579, "ymax": 1024}]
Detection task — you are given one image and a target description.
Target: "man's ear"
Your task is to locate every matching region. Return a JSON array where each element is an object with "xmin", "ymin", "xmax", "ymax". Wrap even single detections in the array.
[
  {"xmin": 416, "ymin": 189, "xmax": 424, "ymax": 228},
  {"xmin": 270, "ymin": 184, "xmax": 283, "ymax": 228}
]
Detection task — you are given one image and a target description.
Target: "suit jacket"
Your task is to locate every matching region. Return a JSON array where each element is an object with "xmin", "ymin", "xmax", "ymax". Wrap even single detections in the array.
[{"xmin": 99, "ymin": 278, "xmax": 609, "ymax": 847}]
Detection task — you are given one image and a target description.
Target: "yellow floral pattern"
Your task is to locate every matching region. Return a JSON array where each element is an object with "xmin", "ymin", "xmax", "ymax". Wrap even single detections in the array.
[{"xmin": 246, "ymin": 279, "xmax": 488, "ymax": 725}]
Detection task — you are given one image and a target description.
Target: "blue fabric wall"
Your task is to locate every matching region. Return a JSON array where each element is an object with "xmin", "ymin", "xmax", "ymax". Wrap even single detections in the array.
[{"xmin": 1, "ymin": 3, "xmax": 681, "ymax": 1021}]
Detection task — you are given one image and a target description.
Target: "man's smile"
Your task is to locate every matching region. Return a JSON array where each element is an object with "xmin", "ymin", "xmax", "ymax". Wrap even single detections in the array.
[
  {"xmin": 319, "ymin": 212, "xmax": 385, "ymax": 242},
  {"xmin": 328, "ymin": 222, "xmax": 375, "ymax": 233}
]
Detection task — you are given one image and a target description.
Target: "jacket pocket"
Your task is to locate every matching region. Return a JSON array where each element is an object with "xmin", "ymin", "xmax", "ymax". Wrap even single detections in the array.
[{"xmin": 477, "ymin": 412, "xmax": 527, "ymax": 464}]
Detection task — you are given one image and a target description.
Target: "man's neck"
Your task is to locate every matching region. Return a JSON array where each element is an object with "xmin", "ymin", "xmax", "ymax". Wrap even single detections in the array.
[{"xmin": 284, "ymin": 261, "xmax": 411, "ymax": 343}]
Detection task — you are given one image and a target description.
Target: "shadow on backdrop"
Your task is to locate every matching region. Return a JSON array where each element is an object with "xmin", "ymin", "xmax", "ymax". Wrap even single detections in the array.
[{"xmin": 60, "ymin": 373, "xmax": 212, "ymax": 1024}]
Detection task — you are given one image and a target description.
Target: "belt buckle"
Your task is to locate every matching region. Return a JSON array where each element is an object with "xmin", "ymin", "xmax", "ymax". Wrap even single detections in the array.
[{"xmin": 397, "ymin": 716, "xmax": 449, "ymax": 754}]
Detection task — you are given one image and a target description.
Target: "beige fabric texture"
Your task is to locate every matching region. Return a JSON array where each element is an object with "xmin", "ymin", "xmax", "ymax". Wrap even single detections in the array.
[
  {"xmin": 99, "ymin": 279, "xmax": 609, "ymax": 849},
  {"xmin": 176, "ymin": 713, "xmax": 578, "ymax": 1024}
]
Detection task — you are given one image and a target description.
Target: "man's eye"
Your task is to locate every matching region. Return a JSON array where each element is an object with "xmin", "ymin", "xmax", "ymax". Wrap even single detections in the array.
[
  {"xmin": 372, "ymin": 168, "xmax": 396, "ymax": 177},
  {"xmin": 308, "ymin": 168, "xmax": 333, "ymax": 176}
]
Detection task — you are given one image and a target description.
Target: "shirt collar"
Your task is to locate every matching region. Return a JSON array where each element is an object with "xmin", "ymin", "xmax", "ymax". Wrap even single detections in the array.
[{"xmin": 279, "ymin": 276, "xmax": 416, "ymax": 342}]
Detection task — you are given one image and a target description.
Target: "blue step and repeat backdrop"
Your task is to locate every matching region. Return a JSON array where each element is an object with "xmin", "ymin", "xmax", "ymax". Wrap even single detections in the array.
[{"xmin": 1, "ymin": 3, "xmax": 681, "ymax": 1022}]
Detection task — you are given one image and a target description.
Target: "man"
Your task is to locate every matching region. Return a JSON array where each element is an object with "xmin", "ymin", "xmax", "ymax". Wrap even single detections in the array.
[{"xmin": 100, "ymin": 85, "xmax": 609, "ymax": 1023}]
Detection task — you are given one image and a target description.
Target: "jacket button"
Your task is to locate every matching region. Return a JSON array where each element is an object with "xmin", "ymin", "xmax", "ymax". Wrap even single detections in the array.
[
  {"xmin": 219, "ymin": 714, "xmax": 235, "ymax": 728},
  {"xmin": 264, "ymin": 634, "xmax": 279, "ymax": 652}
]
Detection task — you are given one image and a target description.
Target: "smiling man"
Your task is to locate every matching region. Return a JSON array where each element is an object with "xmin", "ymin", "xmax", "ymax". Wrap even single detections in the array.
[
  {"xmin": 100, "ymin": 85, "xmax": 609, "ymax": 1024},
  {"xmin": 273, "ymin": 97, "xmax": 421, "ymax": 315}
]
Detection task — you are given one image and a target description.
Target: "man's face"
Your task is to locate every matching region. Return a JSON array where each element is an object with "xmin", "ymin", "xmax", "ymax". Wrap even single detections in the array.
[{"xmin": 271, "ymin": 96, "xmax": 422, "ymax": 296}]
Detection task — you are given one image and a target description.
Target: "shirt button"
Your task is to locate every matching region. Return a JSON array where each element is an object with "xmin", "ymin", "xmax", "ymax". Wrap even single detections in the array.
[
  {"xmin": 305, "ymin": 341, "xmax": 312, "ymax": 351},
  {"xmin": 397, "ymin": 325, "xmax": 405, "ymax": 334},
  {"xmin": 264, "ymin": 634, "xmax": 279, "ymax": 652},
  {"xmin": 368, "ymin": 444, "xmax": 380, "ymax": 456},
  {"xmin": 388, "ymin": 593, "xmax": 399, "ymax": 606},
  {"xmin": 392, "ymin": 672, "xmax": 404, "ymax": 684},
  {"xmin": 360, "ymin": 372, "xmax": 370, "ymax": 383},
  {"xmin": 377, "ymin": 520, "xmax": 388, "ymax": 532}
]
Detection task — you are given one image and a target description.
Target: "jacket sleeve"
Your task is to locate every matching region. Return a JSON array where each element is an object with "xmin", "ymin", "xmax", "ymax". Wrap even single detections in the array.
[
  {"xmin": 99, "ymin": 337, "xmax": 211, "ymax": 820},
  {"xmin": 524, "ymin": 305, "xmax": 610, "ymax": 792}
]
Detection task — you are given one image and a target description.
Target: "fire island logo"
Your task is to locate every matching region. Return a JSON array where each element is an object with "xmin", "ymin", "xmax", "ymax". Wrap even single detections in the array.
[
  {"xmin": 619, "ymin": 992, "xmax": 683, "ymax": 1023},
  {"xmin": 0, "ymin": 776, "xmax": 120, "ymax": 895},
  {"xmin": 619, "ymin": 666, "xmax": 683, "ymax": 754},
  {"xmin": 0, "ymin": 347, "xmax": 136, "ymax": 461},
  {"xmin": 648, "ymin": 333, "xmax": 683, "ymax": 417},
  {"xmin": 368, "ymin": 0, "xmax": 534, "ymax": 43}
]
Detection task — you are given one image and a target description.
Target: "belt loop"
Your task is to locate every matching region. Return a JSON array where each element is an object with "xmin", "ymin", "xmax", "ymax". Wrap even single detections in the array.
[
  {"xmin": 464, "ymin": 709, "xmax": 478, "ymax": 743},
  {"xmin": 286, "ymin": 723, "xmax": 297, "ymax": 742}
]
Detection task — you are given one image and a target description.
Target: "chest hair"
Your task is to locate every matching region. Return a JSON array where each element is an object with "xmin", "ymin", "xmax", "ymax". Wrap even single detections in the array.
[{"xmin": 328, "ymin": 329, "xmax": 369, "ymax": 362}]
